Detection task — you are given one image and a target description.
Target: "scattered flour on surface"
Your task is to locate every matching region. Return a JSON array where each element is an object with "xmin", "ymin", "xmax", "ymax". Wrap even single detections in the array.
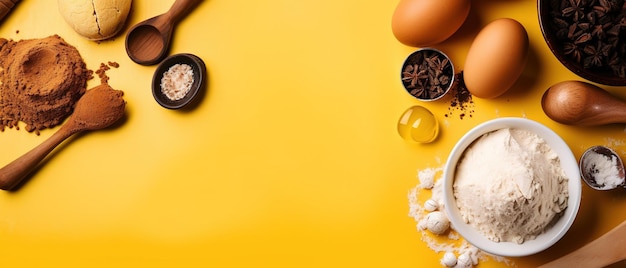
[
  {"xmin": 604, "ymin": 138, "xmax": 626, "ymax": 155},
  {"xmin": 409, "ymin": 165, "xmax": 515, "ymax": 267},
  {"xmin": 418, "ymin": 167, "xmax": 440, "ymax": 189},
  {"xmin": 604, "ymin": 138, "xmax": 625, "ymax": 147}
]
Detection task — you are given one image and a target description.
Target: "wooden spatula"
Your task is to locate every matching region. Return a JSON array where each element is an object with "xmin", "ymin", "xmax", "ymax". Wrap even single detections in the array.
[{"xmin": 539, "ymin": 220, "xmax": 626, "ymax": 268}]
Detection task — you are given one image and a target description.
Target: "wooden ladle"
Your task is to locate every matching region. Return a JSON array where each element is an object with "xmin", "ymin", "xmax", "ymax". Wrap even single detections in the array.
[
  {"xmin": 125, "ymin": 0, "xmax": 202, "ymax": 65},
  {"xmin": 0, "ymin": 84, "xmax": 125, "ymax": 190},
  {"xmin": 541, "ymin": 80, "xmax": 626, "ymax": 126},
  {"xmin": 539, "ymin": 220, "xmax": 626, "ymax": 267}
]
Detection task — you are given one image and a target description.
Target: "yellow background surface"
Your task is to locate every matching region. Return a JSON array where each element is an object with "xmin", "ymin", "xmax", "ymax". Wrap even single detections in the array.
[{"xmin": 1, "ymin": 0, "xmax": 626, "ymax": 267}]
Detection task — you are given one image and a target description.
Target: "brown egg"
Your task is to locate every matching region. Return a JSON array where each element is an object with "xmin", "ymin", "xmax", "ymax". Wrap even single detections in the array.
[
  {"xmin": 391, "ymin": 0, "xmax": 470, "ymax": 47},
  {"xmin": 463, "ymin": 18, "xmax": 529, "ymax": 99}
]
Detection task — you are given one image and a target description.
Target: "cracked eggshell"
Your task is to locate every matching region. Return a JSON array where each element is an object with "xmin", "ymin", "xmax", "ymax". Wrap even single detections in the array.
[{"xmin": 58, "ymin": 0, "xmax": 132, "ymax": 40}]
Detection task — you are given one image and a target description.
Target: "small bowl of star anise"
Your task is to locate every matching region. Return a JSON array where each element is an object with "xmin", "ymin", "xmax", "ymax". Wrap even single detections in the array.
[
  {"xmin": 401, "ymin": 48, "xmax": 454, "ymax": 101},
  {"xmin": 539, "ymin": 0, "xmax": 626, "ymax": 86}
]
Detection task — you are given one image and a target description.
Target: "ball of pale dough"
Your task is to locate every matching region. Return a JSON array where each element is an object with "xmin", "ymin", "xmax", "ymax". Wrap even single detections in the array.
[
  {"xmin": 425, "ymin": 211, "xmax": 450, "ymax": 235},
  {"xmin": 424, "ymin": 199, "xmax": 439, "ymax": 212},
  {"xmin": 58, "ymin": 0, "xmax": 132, "ymax": 40},
  {"xmin": 456, "ymin": 253, "xmax": 473, "ymax": 268},
  {"xmin": 440, "ymin": 252, "xmax": 457, "ymax": 267}
]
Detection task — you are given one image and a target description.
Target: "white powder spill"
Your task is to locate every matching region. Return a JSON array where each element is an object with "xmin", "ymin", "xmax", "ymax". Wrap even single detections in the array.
[
  {"xmin": 604, "ymin": 138, "xmax": 626, "ymax": 155},
  {"xmin": 604, "ymin": 138, "xmax": 625, "ymax": 146},
  {"xmin": 409, "ymin": 165, "xmax": 515, "ymax": 267}
]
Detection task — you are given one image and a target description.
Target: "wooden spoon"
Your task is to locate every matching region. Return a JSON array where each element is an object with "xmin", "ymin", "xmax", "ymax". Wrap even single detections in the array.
[
  {"xmin": 539, "ymin": 220, "xmax": 626, "ymax": 268},
  {"xmin": 541, "ymin": 80, "xmax": 626, "ymax": 126},
  {"xmin": 0, "ymin": 0, "xmax": 20, "ymax": 21},
  {"xmin": 0, "ymin": 84, "xmax": 125, "ymax": 190},
  {"xmin": 125, "ymin": 0, "xmax": 202, "ymax": 65}
]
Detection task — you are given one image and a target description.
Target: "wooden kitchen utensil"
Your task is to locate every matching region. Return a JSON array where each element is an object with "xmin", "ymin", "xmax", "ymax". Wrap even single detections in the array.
[
  {"xmin": 0, "ymin": 0, "xmax": 20, "ymax": 22},
  {"xmin": 0, "ymin": 84, "xmax": 125, "ymax": 190},
  {"xmin": 539, "ymin": 220, "xmax": 626, "ymax": 267},
  {"xmin": 541, "ymin": 80, "xmax": 626, "ymax": 126},
  {"xmin": 125, "ymin": 0, "xmax": 202, "ymax": 65}
]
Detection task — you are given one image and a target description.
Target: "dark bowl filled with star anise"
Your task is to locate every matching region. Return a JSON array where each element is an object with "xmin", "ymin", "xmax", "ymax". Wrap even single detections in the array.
[
  {"xmin": 401, "ymin": 48, "xmax": 454, "ymax": 101},
  {"xmin": 539, "ymin": 0, "xmax": 626, "ymax": 86}
]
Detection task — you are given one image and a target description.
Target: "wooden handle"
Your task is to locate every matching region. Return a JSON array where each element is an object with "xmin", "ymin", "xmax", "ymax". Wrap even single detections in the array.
[
  {"xmin": 166, "ymin": 0, "xmax": 202, "ymax": 25},
  {"xmin": 539, "ymin": 220, "xmax": 626, "ymax": 268},
  {"xmin": 0, "ymin": 0, "xmax": 20, "ymax": 10},
  {"xmin": 541, "ymin": 81, "xmax": 626, "ymax": 126},
  {"xmin": 0, "ymin": 125, "xmax": 78, "ymax": 190},
  {"xmin": 0, "ymin": 0, "xmax": 18, "ymax": 21}
]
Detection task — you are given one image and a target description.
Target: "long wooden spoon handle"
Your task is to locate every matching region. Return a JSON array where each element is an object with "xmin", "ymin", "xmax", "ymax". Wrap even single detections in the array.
[
  {"xmin": 539, "ymin": 220, "xmax": 626, "ymax": 268},
  {"xmin": 166, "ymin": 0, "xmax": 202, "ymax": 24},
  {"xmin": 0, "ymin": 126, "xmax": 77, "ymax": 190},
  {"xmin": 0, "ymin": 0, "xmax": 19, "ymax": 21}
]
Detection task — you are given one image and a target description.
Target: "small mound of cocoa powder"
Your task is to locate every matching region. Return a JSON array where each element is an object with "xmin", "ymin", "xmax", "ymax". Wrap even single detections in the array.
[
  {"xmin": 0, "ymin": 35, "xmax": 120, "ymax": 135},
  {"xmin": 0, "ymin": 35, "xmax": 90, "ymax": 134}
]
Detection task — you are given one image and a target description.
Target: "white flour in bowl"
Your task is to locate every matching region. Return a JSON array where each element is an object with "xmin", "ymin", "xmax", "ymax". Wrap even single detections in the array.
[{"xmin": 453, "ymin": 128, "xmax": 569, "ymax": 244}]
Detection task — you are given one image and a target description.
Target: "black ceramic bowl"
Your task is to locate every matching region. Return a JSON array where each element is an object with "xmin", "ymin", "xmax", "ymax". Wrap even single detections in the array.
[
  {"xmin": 538, "ymin": 0, "xmax": 626, "ymax": 86},
  {"xmin": 152, "ymin": 53, "xmax": 206, "ymax": 109}
]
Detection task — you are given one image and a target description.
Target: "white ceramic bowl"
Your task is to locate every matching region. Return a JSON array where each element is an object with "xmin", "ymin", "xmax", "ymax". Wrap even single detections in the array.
[{"xmin": 443, "ymin": 117, "xmax": 581, "ymax": 257}]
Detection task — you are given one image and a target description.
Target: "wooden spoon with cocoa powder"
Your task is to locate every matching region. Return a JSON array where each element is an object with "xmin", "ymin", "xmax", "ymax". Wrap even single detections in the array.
[{"xmin": 0, "ymin": 84, "xmax": 126, "ymax": 190}]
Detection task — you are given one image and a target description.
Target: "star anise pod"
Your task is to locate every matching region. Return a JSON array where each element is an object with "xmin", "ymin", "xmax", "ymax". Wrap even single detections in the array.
[
  {"xmin": 564, "ymin": 42, "xmax": 583, "ymax": 63},
  {"xmin": 610, "ymin": 55, "xmax": 626, "ymax": 77},
  {"xmin": 402, "ymin": 64, "xmax": 428, "ymax": 89},
  {"xmin": 425, "ymin": 56, "xmax": 450, "ymax": 72},
  {"xmin": 562, "ymin": 0, "xmax": 585, "ymax": 21},
  {"xmin": 583, "ymin": 41, "xmax": 609, "ymax": 67},
  {"xmin": 410, "ymin": 86, "xmax": 426, "ymax": 98}
]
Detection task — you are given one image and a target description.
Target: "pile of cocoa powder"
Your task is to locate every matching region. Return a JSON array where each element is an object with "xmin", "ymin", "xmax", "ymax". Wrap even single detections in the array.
[{"xmin": 0, "ymin": 35, "xmax": 90, "ymax": 134}]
